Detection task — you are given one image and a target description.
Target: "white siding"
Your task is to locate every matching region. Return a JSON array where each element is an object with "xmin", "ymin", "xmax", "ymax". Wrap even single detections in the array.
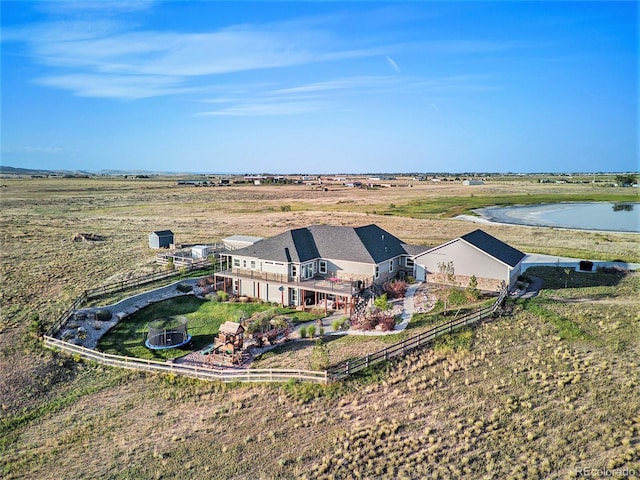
[{"xmin": 414, "ymin": 239, "xmax": 513, "ymax": 291}]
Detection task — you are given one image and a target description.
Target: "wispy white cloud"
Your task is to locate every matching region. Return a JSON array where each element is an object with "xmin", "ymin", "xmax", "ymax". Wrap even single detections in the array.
[
  {"xmin": 2, "ymin": 4, "xmax": 514, "ymax": 102},
  {"xmin": 35, "ymin": 73, "xmax": 194, "ymax": 99},
  {"xmin": 385, "ymin": 55, "xmax": 401, "ymax": 73},
  {"xmin": 197, "ymin": 100, "xmax": 327, "ymax": 117},
  {"xmin": 197, "ymin": 75, "xmax": 401, "ymax": 116},
  {"xmin": 2, "ymin": 145, "xmax": 69, "ymax": 155},
  {"xmin": 36, "ymin": 0, "xmax": 156, "ymax": 16},
  {"xmin": 3, "ymin": 11, "xmax": 395, "ymax": 100}
]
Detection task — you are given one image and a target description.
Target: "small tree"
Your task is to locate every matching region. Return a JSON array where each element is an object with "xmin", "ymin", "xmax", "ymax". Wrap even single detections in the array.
[
  {"xmin": 563, "ymin": 268, "xmax": 572, "ymax": 288},
  {"xmin": 466, "ymin": 275, "xmax": 480, "ymax": 300},
  {"xmin": 374, "ymin": 293, "xmax": 391, "ymax": 311},
  {"xmin": 437, "ymin": 261, "xmax": 456, "ymax": 285},
  {"xmin": 309, "ymin": 340, "xmax": 330, "ymax": 370}
]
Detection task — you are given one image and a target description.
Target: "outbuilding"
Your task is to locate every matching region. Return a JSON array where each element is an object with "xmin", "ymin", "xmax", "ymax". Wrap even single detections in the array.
[
  {"xmin": 149, "ymin": 230, "xmax": 174, "ymax": 249},
  {"xmin": 413, "ymin": 229, "xmax": 525, "ymax": 291},
  {"xmin": 222, "ymin": 235, "xmax": 264, "ymax": 251}
]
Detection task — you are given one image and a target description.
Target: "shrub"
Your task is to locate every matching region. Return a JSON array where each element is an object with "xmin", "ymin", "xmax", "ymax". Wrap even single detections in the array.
[
  {"xmin": 374, "ymin": 293, "xmax": 391, "ymax": 311},
  {"xmin": 95, "ymin": 309, "xmax": 112, "ymax": 321},
  {"xmin": 299, "ymin": 326, "xmax": 307, "ymax": 338},
  {"xmin": 382, "ymin": 280, "xmax": 408, "ymax": 299},
  {"xmin": 378, "ymin": 315, "xmax": 396, "ymax": 331},
  {"xmin": 447, "ymin": 289, "xmax": 467, "ymax": 306},
  {"xmin": 309, "ymin": 340, "xmax": 330, "ymax": 370},
  {"xmin": 406, "ymin": 275, "xmax": 416, "ymax": 284},
  {"xmin": 308, "ymin": 325, "xmax": 316, "ymax": 337},
  {"xmin": 319, "ymin": 327, "xmax": 325, "ymax": 336},
  {"xmin": 176, "ymin": 283, "xmax": 192, "ymax": 293},
  {"xmin": 280, "ymin": 204, "xmax": 292, "ymax": 212},
  {"xmin": 205, "ymin": 293, "xmax": 218, "ymax": 302},
  {"xmin": 216, "ymin": 290, "xmax": 229, "ymax": 301},
  {"xmin": 165, "ymin": 257, "xmax": 174, "ymax": 271}
]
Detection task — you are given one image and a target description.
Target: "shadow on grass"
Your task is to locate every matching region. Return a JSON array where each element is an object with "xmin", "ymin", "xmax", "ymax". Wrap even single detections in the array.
[{"xmin": 525, "ymin": 266, "xmax": 628, "ymax": 290}]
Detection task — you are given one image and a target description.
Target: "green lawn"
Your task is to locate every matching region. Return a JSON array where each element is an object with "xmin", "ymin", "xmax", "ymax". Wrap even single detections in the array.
[{"xmin": 97, "ymin": 297, "xmax": 323, "ymax": 360}]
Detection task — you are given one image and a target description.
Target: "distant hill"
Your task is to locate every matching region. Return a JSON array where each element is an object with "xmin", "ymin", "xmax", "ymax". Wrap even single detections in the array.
[{"xmin": 0, "ymin": 165, "xmax": 58, "ymax": 176}]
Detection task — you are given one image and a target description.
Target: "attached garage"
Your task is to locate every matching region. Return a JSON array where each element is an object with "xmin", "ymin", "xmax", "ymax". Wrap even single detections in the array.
[{"xmin": 413, "ymin": 229, "xmax": 525, "ymax": 291}]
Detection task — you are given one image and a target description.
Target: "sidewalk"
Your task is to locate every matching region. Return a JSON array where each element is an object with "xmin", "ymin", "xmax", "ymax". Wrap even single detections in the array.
[{"xmin": 292, "ymin": 282, "xmax": 422, "ymax": 338}]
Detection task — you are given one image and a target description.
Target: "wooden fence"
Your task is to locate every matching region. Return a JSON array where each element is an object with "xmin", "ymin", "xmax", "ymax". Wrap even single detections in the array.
[
  {"xmin": 46, "ymin": 261, "xmax": 219, "ymax": 337},
  {"xmin": 85, "ymin": 260, "xmax": 213, "ymax": 299},
  {"xmin": 44, "ymin": 274, "xmax": 506, "ymax": 385},
  {"xmin": 327, "ymin": 288, "xmax": 507, "ymax": 381},
  {"xmin": 43, "ymin": 336, "xmax": 328, "ymax": 384}
]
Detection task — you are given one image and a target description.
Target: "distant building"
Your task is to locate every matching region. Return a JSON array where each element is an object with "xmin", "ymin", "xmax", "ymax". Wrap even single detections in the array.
[
  {"xmin": 463, "ymin": 179, "xmax": 484, "ymax": 186},
  {"xmin": 149, "ymin": 230, "xmax": 174, "ymax": 249}
]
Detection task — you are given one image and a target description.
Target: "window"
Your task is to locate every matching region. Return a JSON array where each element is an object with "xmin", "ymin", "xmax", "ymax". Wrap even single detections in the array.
[
  {"xmin": 319, "ymin": 260, "xmax": 327, "ymax": 274},
  {"xmin": 375, "ymin": 265, "xmax": 380, "ymax": 278},
  {"xmin": 243, "ymin": 260, "xmax": 247, "ymax": 268},
  {"xmin": 302, "ymin": 263, "xmax": 314, "ymax": 279},
  {"xmin": 233, "ymin": 258, "xmax": 240, "ymax": 267},
  {"xmin": 290, "ymin": 288, "xmax": 298, "ymax": 304},
  {"xmin": 291, "ymin": 265, "xmax": 297, "ymax": 277},
  {"xmin": 406, "ymin": 257, "xmax": 414, "ymax": 268},
  {"xmin": 233, "ymin": 279, "xmax": 239, "ymax": 293},
  {"xmin": 389, "ymin": 260, "xmax": 394, "ymax": 272},
  {"xmin": 250, "ymin": 260, "xmax": 256, "ymax": 269}
]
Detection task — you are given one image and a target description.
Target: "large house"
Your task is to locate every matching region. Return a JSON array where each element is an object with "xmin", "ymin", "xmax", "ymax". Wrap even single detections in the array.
[
  {"xmin": 413, "ymin": 229, "xmax": 525, "ymax": 291},
  {"xmin": 214, "ymin": 225, "xmax": 524, "ymax": 311},
  {"xmin": 215, "ymin": 224, "xmax": 427, "ymax": 311}
]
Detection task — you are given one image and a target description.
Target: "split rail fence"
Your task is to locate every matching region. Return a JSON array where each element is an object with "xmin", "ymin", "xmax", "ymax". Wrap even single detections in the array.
[
  {"xmin": 43, "ymin": 336, "xmax": 328, "ymax": 384},
  {"xmin": 327, "ymin": 288, "xmax": 507, "ymax": 380},
  {"xmin": 44, "ymin": 266, "xmax": 506, "ymax": 385}
]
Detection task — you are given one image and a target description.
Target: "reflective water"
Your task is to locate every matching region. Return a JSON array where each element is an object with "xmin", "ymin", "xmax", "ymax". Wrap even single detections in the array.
[{"xmin": 479, "ymin": 202, "xmax": 640, "ymax": 233}]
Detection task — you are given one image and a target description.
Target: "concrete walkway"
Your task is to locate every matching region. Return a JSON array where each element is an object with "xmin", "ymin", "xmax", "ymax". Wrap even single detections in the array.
[{"xmin": 292, "ymin": 282, "xmax": 423, "ymax": 338}]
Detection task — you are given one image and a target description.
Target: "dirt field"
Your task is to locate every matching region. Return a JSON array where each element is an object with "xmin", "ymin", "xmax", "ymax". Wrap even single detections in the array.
[{"xmin": 1, "ymin": 176, "xmax": 638, "ymax": 479}]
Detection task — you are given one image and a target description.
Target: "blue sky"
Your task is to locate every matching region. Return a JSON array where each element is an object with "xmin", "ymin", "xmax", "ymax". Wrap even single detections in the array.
[{"xmin": 1, "ymin": 1, "xmax": 637, "ymax": 174}]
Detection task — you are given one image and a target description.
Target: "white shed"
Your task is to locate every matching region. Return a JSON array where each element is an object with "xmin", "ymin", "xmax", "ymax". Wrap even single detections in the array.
[{"xmin": 191, "ymin": 245, "xmax": 211, "ymax": 258}]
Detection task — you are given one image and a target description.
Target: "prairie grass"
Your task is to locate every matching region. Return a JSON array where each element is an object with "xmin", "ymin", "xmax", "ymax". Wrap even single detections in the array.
[{"xmin": 2, "ymin": 177, "xmax": 639, "ymax": 479}]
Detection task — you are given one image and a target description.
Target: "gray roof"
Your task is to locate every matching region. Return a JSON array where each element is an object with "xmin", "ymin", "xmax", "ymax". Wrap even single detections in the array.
[
  {"xmin": 461, "ymin": 229, "xmax": 525, "ymax": 267},
  {"xmin": 151, "ymin": 230, "xmax": 173, "ymax": 237},
  {"xmin": 402, "ymin": 243, "xmax": 432, "ymax": 256},
  {"xmin": 231, "ymin": 224, "xmax": 413, "ymax": 264}
]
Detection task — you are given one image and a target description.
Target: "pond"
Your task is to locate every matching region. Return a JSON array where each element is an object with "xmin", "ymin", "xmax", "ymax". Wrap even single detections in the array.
[{"xmin": 476, "ymin": 202, "xmax": 639, "ymax": 233}]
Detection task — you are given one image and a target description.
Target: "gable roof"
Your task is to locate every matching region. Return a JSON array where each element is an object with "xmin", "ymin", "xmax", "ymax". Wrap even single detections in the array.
[
  {"xmin": 151, "ymin": 230, "xmax": 173, "ymax": 237},
  {"xmin": 219, "ymin": 321, "xmax": 244, "ymax": 335},
  {"xmin": 230, "ymin": 224, "xmax": 411, "ymax": 264},
  {"xmin": 460, "ymin": 229, "xmax": 525, "ymax": 267}
]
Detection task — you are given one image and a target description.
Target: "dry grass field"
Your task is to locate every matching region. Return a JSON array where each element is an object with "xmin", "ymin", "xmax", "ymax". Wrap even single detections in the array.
[{"xmin": 1, "ymin": 176, "xmax": 638, "ymax": 479}]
